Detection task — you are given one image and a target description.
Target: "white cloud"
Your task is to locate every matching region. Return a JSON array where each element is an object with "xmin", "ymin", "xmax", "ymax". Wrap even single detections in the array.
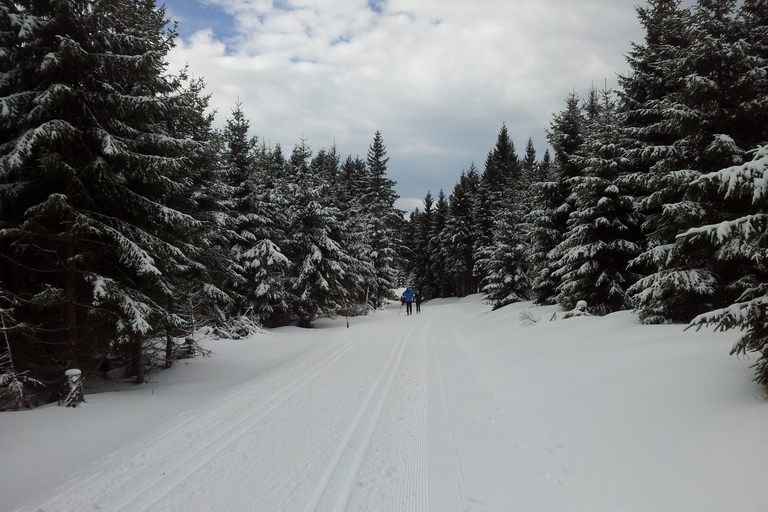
[{"xmin": 165, "ymin": 0, "xmax": 646, "ymax": 207}]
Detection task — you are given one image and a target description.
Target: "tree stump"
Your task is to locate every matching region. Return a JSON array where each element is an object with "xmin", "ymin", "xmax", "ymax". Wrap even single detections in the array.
[{"xmin": 59, "ymin": 369, "xmax": 85, "ymax": 407}]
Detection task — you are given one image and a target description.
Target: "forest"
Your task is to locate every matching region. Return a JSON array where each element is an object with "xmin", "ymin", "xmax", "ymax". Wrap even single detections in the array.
[{"xmin": 1, "ymin": 0, "xmax": 767, "ymax": 407}]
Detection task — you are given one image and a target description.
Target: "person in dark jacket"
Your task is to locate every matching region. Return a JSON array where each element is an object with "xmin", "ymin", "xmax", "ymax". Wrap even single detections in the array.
[
  {"xmin": 414, "ymin": 290, "xmax": 422, "ymax": 313},
  {"xmin": 402, "ymin": 287, "xmax": 415, "ymax": 316}
]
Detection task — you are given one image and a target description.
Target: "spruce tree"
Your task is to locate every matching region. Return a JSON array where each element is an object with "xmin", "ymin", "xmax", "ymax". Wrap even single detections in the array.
[
  {"xmin": 411, "ymin": 192, "xmax": 436, "ymax": 298},
  {"xmin": 0, "ymin": 0, "xmax": 214, "ymax": 382},
  {"xmin": 530, "ymin": 92, "xmax": 585, "ymax": 305},
  {"xmin": 554, "ymin": 88, "xmax": 640, "ymax": 313},
  {"xmin": 474, "ymin": 124, "xmax": 522, "ymax": 287},
  {"xmin": 429, "ymin": 190, "xmax": 449, "ymax": 298},
  {"xmin": 480, "ymin": 191, "xmax": 532, "ymax": 308},
  {"xmin": 683, "ymin": 144, "xmax": 768, "ymax": 387},
  {"xmin": 480, "ymin": 130, "xmax": 534, "ymax": 309},
  {"xmin": 522, "ymin": 138, "xmax": 538, "ymax": 183},
  {"xmin": 624, "ymin": 0, "xmax": 768, "ymax": 323},
  {"xmin": 283, "ymin": 140, "xmax": 352, "ymax": 327},
  {"xmin": 223, "ymin": 103, "xmax": 290, "ymax": 326},
  {"xmin": 161, "ymin": 73, "xmax": 239, "ymax": 353},
  {"xmin": 362, "ymin": 131, "xmax": 400, "ymax": 308},
  {"xmin": 443, "ymin": 169, "xmax": 480, "ymax": 296},
  {"xmin": 336, "ymin": 155, "xmax": 376, "ymax": 311}
]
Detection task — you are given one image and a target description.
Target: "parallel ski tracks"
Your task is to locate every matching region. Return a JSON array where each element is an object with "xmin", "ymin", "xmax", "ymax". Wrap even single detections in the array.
[
  {"xmin": 303, "ymin": 319, "xmax": 430, "ymax": 512},
  {"xmin": 426, "ymin": 305, "xmax": 470, "ymax": 512},
  {"xmin": 25, "ymin": 310, "xmax": 451, "ymax": 512},
  {"xmin": 302, "ymin": 321, "xmax": 418, "ymax": 512},
  {"xmin": 115, "ymin": 322, "xmax": 384, "ymax": 512},
  {"xmin": 27, "ymin": 321, "xmax": 381, "ymax": 512}
]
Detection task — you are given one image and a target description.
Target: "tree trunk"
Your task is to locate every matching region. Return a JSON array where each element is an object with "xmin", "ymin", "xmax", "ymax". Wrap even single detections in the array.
[
  {"xmin": 64, "ymin": 243, "xmax": 78, "ymax": 364},
  {"xmin": 63, "ymin": 106, "xmax": 78, "ymax": 367},
  {"xmin": 134, "ymin": 336, "xmax": 144, "ymax": 384},
  {"xmin": 165, "ymin": 332, "xmax": 174, "ymax": 368}
]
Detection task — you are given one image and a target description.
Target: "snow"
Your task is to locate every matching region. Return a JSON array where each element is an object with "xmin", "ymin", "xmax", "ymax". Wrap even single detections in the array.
[{"xmin": 1, "ymin": 295, "xmax": 766, "ymax": 512}]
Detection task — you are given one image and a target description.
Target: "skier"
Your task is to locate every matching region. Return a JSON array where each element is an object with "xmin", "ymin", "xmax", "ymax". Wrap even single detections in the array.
[
  {"xmin": 415, "ymin": 290, "xmax": 422, "ymax": 313},
  {"xmin": 402, "ymin": 287, "xmax": 415, "ymax": 316}
]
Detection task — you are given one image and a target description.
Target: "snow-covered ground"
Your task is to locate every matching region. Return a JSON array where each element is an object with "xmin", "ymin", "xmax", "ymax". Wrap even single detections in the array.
[{"xmin": 1, "ymin": 295, "xmax": 766, "ymax": 512}]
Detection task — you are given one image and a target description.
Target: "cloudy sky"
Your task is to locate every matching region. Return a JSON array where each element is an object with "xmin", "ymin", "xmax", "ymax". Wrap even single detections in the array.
[{"xmin": 161, "ymin": 0, "xmax": 650, "ymax": 212}]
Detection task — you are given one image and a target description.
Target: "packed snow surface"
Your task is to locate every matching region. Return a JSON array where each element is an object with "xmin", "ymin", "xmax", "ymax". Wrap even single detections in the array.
[{"xmin": 1, "ymin": 295, "xmax": 766, "ymax": 511}]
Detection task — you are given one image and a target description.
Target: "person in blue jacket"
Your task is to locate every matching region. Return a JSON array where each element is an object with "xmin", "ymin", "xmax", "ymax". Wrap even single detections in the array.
[{"xmin": 402, "ymin": 287, "xmax": 415, "ymax": 316}]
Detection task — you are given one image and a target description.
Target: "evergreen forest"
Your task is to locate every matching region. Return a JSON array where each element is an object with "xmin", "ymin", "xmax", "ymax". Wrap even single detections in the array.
[{"xmin": 1, "ymin": 0, "xmax": 768, "ymax": 404}]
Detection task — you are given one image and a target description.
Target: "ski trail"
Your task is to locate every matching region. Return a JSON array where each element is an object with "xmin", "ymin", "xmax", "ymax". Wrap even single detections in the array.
[
  {"xmin": 329, "ymin": 324, "xmax": 412, "ymax": 512},
  {"xmin": 342, "ymin": 310, "xmax": 434, "ymax": 512},
  {"xmin": 23, "ymin": 322, "xmax": 380, "ymax": 512},
  {"xmin": 113, "ymin": 323, "xmax": 380, "ymax": 512},
  {"xmin": 302, "ymin": 321, "xmax": 419, "ymax": 512},
  {"xmin": 427, "ymin": 305, "xmax": 470, "ymax": 512}
]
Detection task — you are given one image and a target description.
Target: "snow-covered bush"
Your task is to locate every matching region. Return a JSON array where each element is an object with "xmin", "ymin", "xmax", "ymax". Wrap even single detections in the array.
[
  {"xmin": 519, "ymin": 310, "xmax": 541, "ymax": 326},
  {"xmin": 0, "ymin": 307, "xmax": 43, "ymax": 410},
  {"xmin": 563, "ymin": 300, "xmax": 591, "ymax": 319}
]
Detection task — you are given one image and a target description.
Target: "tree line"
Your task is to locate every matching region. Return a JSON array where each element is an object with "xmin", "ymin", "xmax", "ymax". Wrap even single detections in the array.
[
  {"xmin": 400, "ymin": 0, "xmax": 768, "ymax": 388},
  {"xmin": 0, "ymin": 0, "xmax": 403, "ymax": 399}
]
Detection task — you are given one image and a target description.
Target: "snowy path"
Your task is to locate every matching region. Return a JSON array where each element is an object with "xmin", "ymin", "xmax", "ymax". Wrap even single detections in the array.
[
  {"xmin": 14, "ymin": 301, "xmax": 474, "ymax": 512},
  {"xmin": 4, "ymin": 295, "xmax": 767, "ymax": 512}
]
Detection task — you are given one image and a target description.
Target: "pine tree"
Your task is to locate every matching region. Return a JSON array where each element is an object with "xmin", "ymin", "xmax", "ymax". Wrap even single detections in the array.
[
  {"xmin": 443, "ymin": 169, "xmax": 480, "ymax": 296},
  {"xmin": 429, "ymin": 190, "xmax": 449, "ymax": 298},
  {"xmin": 530, "ymin": 92, "xmax": 586, "ymax": 305},
  {"xmin": 522, "ymin": 138, "xmax": 538, "ymax": 183},
  {"xmin": 336, "ymin": 154, "xmax": 377, "ymax": 312},
  {"xmin": 480, "ymin": 194, "xmax": 532, "ymax": 308},
  {"xmin": 403, "ymin": 192, "xmax": 436, "ymax": 299},
  {"xmin": 537, "ymin": 149, "xmax": 552, "ymax": 182},
  {"xmin": 223, "ymin": 103, "xmax": 290, "ymax": 326},
  {"xmin": 624, "ymin": 0, "xmax": 768, "ymax": 323},
  {"xmin": 283, "ymin": 140, "xmax": 352, "ymax": 327},
  {"xmin": 362, "ymin": 131, "xmax": 400, "ymax": 309},
  {"xmin": 682, "ymin": 144, "xmax": 768, "ymax": 387},
  {"xmin": 474, "ymin": 124, "xmax": 522, "ymax": 286},
  {"xmin": 479, "ymin": 131, "xmax": 534, "ymax": 309},
  {"xmin": 554, "ymin": 87, "xmax": 640, "ymax": 313},
  {"xmin": 0, "ymin": 0, "xmax": 215, "ymax": 383}
]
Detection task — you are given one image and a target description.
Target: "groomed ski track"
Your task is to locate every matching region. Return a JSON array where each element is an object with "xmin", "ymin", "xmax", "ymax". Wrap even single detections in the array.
[{"xmin": 22, "ymin": 299, "xmax": 475, "ymax": 512}]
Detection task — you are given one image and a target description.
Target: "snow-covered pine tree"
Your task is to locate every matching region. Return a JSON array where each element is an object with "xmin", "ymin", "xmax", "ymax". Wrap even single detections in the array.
[
  {"xmin": 162, "ymin": 73, "xmax": 239, "ymax": 348},
  {"xmin": 480, "ymin": 196, "xmax": 532, "ymax": 309},
  {"xmin": 283, "ymin": 140, "xmax": 353, "ymax": 327},
  {"xmin": 222, "ymin": 103, "xmax": 290, "ymax": 328},
  {"xmin": 529, "ymin": 92, "xmax": 585, "ymax": 305},
  {"xmin": 473, "ymin": 124, "xmax": 521, "ymax": 287},
  {"xmin": 315, "ymin": 147, "xmax": 377, "ymax": 315},
  {"xmin": 442, "ymin": 169, "xmax": 480, "ymax": 296},
  {"xmin": 410, "ymin": 192, "xmax": 437, "ymax": 299},
  {"xmin": 554, "ymin": 87, "xmax": 640, "ymax": 314},
  {"xmin": 429, "ymin": 190, "xmax": 450, "ymax": 298},
  {"xmin": 625, "ymin": 0, "xmax": 768, "ymax": 323},
  {"xmin": 0, "ymin": 0, "xmax": 214, "ymax": 383},
  {"xmin": 361, "ymin": 131, "xmax": 400, "ymax": 309},
  {"xmin": 480, "ymin": 133, "xmax": 534, "ymax": 310},
  {"xmin": 682, "ymin": 144, "xmax": 768, "ymax": 387},
  {"xmin": 522, "ymin": 138, "xmax": 538, "ymax": 184},
  {"xmin": 537, "ymin": 149, "xmax": 552, "ymax": 182},
  {"xmin": 335, "ymin": 154, "xmax": 377, "ymax": 312}
]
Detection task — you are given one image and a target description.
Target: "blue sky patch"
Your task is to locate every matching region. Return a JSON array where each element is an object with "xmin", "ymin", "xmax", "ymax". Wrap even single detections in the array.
[
  {"xmin": 368, "ymin": 0, "xmax": 386, "ymax": 14},
  {"xmin": 163, "ymin": 0, "xmax": 237, "ymax": 41},
  {"xmin": 331, "ymin": 36, "xmax": 351, "ymax": 46}
]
